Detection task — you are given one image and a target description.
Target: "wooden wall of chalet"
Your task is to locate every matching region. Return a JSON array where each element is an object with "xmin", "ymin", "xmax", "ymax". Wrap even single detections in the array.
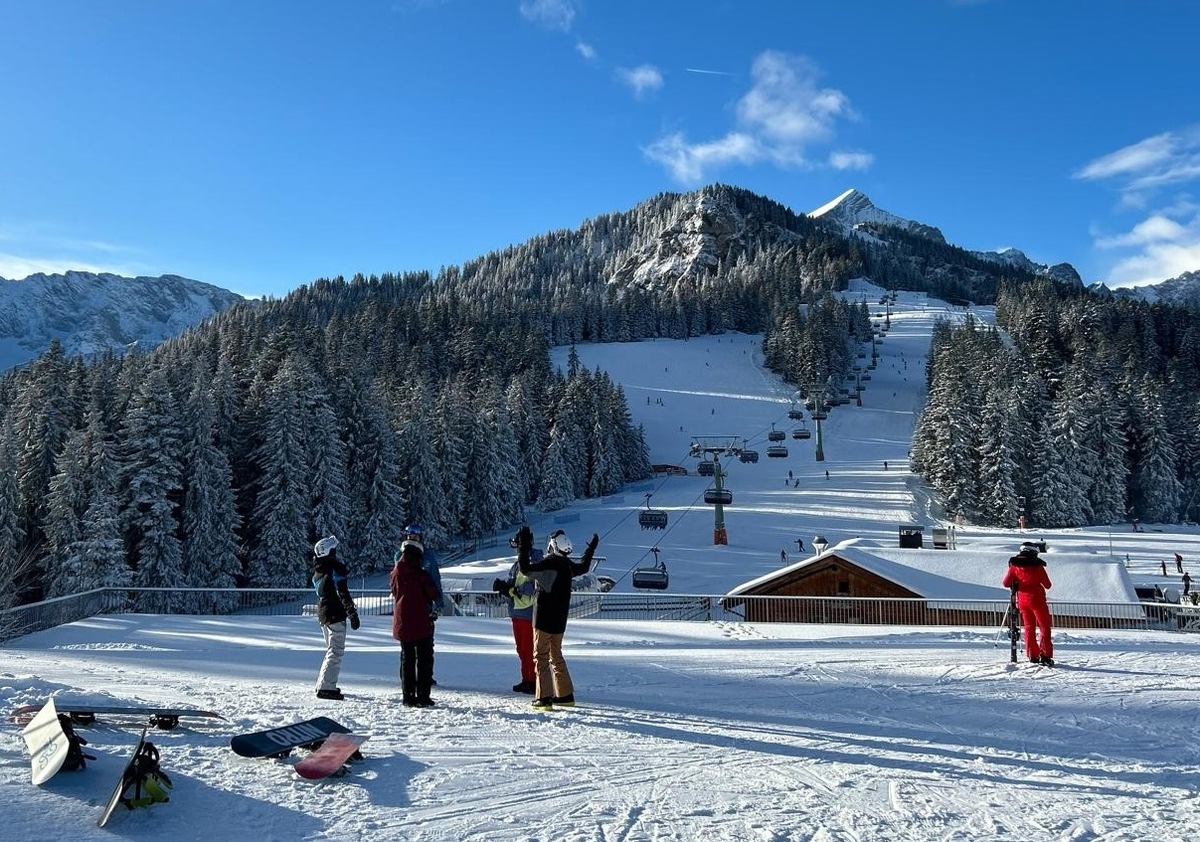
[{"xmin": 732, "ymin": 555, "xmax": 1147, "ymax": 629}]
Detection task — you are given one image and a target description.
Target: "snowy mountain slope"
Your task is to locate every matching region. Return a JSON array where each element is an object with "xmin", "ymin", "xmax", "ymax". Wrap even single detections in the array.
[{"xmin": 0, "ymin": 271, "xmax": 244, "ymax": 371}]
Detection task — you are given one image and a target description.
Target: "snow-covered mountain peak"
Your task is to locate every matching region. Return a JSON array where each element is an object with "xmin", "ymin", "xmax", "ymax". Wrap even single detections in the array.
[
  {"xmin": 809, "ymin": 188, "xmax": 947, "ymax": 244},
  {"xmin": 0, "ymin": 270, "xmax": 244, "ymax": 371}
]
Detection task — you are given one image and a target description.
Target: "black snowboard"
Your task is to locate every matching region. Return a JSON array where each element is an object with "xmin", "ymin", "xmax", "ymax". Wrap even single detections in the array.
[
  {"xmin": 11, "ymin": 703, "xmax": 222, "ymax": 731},
  {"xmin": 97, "ymin": 727, "xmax": 149, "ymax": 828},
  {"xmin": 230, "ymin": 717, "xmax": 351, "ymax": 758}
]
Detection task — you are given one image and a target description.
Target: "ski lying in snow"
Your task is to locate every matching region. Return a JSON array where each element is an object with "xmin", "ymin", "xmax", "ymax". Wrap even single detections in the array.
[
  {"xmin": 294, "ymin": 732, "xmax": 369, "ymax": 779},
  {"xmin": 97, "ymin": 728, "xmax": 173, "ymax": 827},
  {"xmin": 21, "ymin": 698, "xmax": 72, "ymax": 785},
  {"xmin": 10, "ymin": 702, "xmax": 222, "ymax": 731},
  {"xmin": 230, "ymin": 717, "xmax": 351, "ymax": 758}
]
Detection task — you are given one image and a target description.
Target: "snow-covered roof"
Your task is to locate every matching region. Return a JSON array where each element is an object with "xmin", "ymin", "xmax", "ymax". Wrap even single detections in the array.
[{"xmin": 727, "ymin": 538, "xmax": 1139, "ymax": 604}]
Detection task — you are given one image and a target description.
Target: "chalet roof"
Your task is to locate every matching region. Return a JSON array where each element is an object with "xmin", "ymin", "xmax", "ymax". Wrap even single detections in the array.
[{"xmin": 726, "ymin": 538, "xmax": 1140, "ymax": 604}]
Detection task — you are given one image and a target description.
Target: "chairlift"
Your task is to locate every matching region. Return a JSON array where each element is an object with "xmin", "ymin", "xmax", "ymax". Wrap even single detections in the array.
[
  {"xmin": 637, "ymin": 493, "xmax": 668, "ymax": 530},
  {"xmin": 768, "ymin": 426, "xmax": 785, "ymax": 442},
  {"xmin": 811, "ymin": 409, "xmax": 828, "ymax": 420},
  {"xmin": 632, "ymin": 548, "xmax": 669, "ymax": 590},
  {"xmin": 703, "ymin": 487, "xmax": 733, "ymax": 505},
  {"xmin": 788, "ymin": 407, "xmax": 805, "ymax": 420},
  {"xmin": 739, "ymin": 449, "xmax": 759, "ymax": 463},
  {"xmin": 697, "ymin": 460, "xmax": 716, "ymax": 477},
  {"xmin": 792, "ymin": 424, "xmax": 811, "ymax": 440},
  {"xmin": 767, "ymin": 445, "xmax": 789, "ymax": 458}
]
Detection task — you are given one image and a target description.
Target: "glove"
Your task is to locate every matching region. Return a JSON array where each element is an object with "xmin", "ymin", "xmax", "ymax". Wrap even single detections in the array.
[
  {"xmin": 349, "ymin": 611, "xmax": 360, "ymax": 631},
  {"xmin": 587, "ymin": 533, "xmax": 600, "ymax": 553},
  {"xmin": 492, "ymin": 578, "xmax": 510, "ymax": 595},
  {"xmin": 517, "ymin": 525, "xmax": 533, "ymax": 553}
]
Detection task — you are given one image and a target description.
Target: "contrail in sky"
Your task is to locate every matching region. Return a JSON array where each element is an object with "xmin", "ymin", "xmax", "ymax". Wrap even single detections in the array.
[{"xmin": 685, "ymin": 67, "xmax": 733, "ymax": 76}]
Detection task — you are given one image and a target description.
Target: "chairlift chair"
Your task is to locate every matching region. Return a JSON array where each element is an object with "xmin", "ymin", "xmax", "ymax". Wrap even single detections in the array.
[
  {"xmin": 697, "ymin": 460, "xmax": 716, "ymax": 477},
  {"xmin": 703, "ymin": 487, "xmax": 733, "ymax": 505},
  {"xmin": 792, "ymin": 425, "xmax": 811, "ymax": 440},
  {"xmin": 739, "ymin": 449, "xmax": 759, "ymax": 463},
  {"xmin": 788, "ymin": 408, "xmax": 805, "ymax": 420},
  {"xmin": 637, "ymin": 492, "xmax": 669, "ymax": 530},
  {"xmin": 767, "ymin": 445, "xmax": 789, "ymax": 458},
  {"xmin": 768, "ymin": 428, "xmax": 785, "ymax": 442},
  {"xmin": 632, "ymin": 551, "xmax": 669, "ymax": 590}
]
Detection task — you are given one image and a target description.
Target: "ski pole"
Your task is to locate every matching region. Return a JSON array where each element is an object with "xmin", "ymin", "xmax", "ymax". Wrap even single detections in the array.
[{"xmin": 992, "ymin": 604, "xmax": 1010, "ymax": 647}]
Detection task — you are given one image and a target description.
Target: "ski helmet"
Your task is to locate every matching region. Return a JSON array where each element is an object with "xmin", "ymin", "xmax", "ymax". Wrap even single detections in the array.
[
  {"xmin": 546, "ymin": 529, "xmax": 573, "ymax": 556},
  {"xmin": 1019, "ymin": 541, "xmax": 1039, "ymax": 555},
  {"xmin": 314, "ymin": 535, "xmax": 339, "ymax": 557}
]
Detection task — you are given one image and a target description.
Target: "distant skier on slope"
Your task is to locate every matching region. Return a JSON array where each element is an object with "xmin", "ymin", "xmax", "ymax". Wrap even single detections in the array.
[{"xmin": 1002, "ymin": 542, "xmax": 1054, "ymax": 666}]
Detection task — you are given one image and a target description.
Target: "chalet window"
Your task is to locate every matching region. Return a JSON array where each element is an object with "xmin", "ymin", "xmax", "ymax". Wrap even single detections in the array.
[{"xmin": 837, "ymin": 580, "xmax": 850, "ymax": 595}]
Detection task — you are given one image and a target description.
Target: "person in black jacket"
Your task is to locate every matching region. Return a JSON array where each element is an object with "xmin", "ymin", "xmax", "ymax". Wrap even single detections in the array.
[
  {"xmin": 312, "ymin": 536, "xmax": 359, "ymax": 700},
  {"xmin": 517, "ymin": 525, "xmax": 598, "ymax": 710}
]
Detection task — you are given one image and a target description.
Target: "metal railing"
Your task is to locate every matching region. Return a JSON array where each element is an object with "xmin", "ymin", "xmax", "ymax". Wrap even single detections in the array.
[{"xmin": 0, "ymin": 588, "xmax": 1182, "ymax": 642}]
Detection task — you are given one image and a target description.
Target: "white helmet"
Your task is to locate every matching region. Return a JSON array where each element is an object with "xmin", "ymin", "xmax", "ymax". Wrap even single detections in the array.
[
  {"xmin": 314, "ymin": 535, "xmax": 339, "ymax": 557},
  {"xmin": 546, "ymin": 530, "xmax": 573, "ymax": 556}
]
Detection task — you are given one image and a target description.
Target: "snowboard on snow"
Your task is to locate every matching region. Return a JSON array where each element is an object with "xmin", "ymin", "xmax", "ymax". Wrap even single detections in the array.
[
  {"xmin": 294, "ymin": 732, "xmax": 369, "ymax": 779},
  {"xmin": 230, "ymin": 717, "xmax": 351, "ymax": 758},
  {"xmin": 10, "ymin": 702, "xmax": 222, "ymax": 731},
  {"xmin": 21, "ymin": 697, "xmax": 72, "ymax": 785},
  {"xmin": 97, "ymin": 727, "xmax": 173, "ymax": 827}
]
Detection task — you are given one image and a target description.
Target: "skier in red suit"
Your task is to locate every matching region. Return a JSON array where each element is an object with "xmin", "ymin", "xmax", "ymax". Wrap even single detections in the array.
[{"xmin": 1002, "ymin": 542, "xmax": 1054, "ymax": 665}]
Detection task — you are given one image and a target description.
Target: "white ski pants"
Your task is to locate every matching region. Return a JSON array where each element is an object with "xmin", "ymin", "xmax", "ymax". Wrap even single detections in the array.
[{"xmin": 317, "ymin": 621, "xmax": 347, "ymax": 691}]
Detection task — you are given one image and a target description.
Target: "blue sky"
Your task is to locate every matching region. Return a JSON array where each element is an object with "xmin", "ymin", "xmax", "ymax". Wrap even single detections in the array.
[{"xmin": 1, "ymin": 0, "xmax": 1197, "ymax": 298}]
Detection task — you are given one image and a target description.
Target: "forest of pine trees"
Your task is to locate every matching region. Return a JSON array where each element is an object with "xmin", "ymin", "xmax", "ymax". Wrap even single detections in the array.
[
  {"xmin": 911, "ymin": 279, "xmax": 1200, "ymax": 528},
  {"xmin": 3, "ymin": 182, "xmax": 1192, "ymax": 609}
]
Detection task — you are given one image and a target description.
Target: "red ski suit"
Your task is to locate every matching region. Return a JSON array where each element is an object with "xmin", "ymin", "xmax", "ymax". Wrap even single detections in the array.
[{"xmin": 1002, "ymin": 552, "xmax": 1053, "ymax": 661}]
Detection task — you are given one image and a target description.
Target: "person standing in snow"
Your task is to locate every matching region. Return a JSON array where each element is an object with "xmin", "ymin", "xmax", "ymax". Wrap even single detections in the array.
[
  {"xmin": 517, "ymin": 525, "xmax": 598, "ymax": 710},
  {"xmin": 397, "ymin": 524, "xmax": 443, "ymax": 685},
  {"xmin": 312, "ymin": 536, "xmax": 359, "ymax": 700},
  {"xmin": 1002, "ymin": 542, "xmax": 1054, "ymax": 665},
  {"xmin": 1175, "ymin": 552, "xmax": 1184, "ymax": 573},
  {"xmin": 492, "ymin": 536, "xmax": 541, "ymax": 694},
  {"xmin": 389, "ymin": 537, "xmax": 441, "ymax": 707}
]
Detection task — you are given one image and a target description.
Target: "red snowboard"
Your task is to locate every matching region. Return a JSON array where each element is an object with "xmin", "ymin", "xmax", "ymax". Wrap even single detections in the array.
[{"xmin": 294, "ymin": 732, "xmax": 368, "ymax": 779}]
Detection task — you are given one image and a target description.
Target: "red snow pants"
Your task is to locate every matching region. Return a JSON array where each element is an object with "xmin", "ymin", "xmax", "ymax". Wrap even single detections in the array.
[{"xmin": 1018, "ymin": 600, "xmax": 1053, "ymax": 661}]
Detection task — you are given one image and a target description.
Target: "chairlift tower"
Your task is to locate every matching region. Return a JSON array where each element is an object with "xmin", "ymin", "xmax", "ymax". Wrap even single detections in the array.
[{"xmin": 711, "ymin": 455, "xmax": 728, "ymax": 545}]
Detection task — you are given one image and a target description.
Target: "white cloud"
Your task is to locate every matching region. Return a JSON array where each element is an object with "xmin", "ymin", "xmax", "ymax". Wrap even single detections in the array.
[
  {"xmin": 1075, "ymin": 126, "xmax": 1200, "ymax": 286},
  {"xmin": 1105, "ymin": 238, "xmax": 1200, "ymax": 287},
  {"xmin": 1094, "ymin": 215, "xmax": 1187, "ymax": 249},
  {"xmin": 575, "ymin": 41, "xmax": 596, "ymax": 61},
  {"xmin": 643, "ymin": 132, "xmax": 761, "ymax": 183},
  {"xmin": 0, "ymin": 252, "xmax": 130, "ymax": 281},
  {"xmin": 518, "ymin": 0, "xmax": 576, "ymax": 31},
  {"xmin": 618, "ymin": 64, "xmax": 663, "ymax": 98},
  {"xmin": 644, "ymin": 51, "xmax": 867, "ymax": 184},
  {"xmin": 829, "ymin": 150, "xmax": 874, "ymax": 171}
]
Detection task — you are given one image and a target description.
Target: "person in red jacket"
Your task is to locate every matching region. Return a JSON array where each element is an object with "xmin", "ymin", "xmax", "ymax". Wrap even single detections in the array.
[
  {"xmin": 1002, "ymin": 542, "xmax": 1054, "ymax": 665},
  {"xmin": 389, "ymin": 539, "xmax": 442, "ymax": 707}
]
